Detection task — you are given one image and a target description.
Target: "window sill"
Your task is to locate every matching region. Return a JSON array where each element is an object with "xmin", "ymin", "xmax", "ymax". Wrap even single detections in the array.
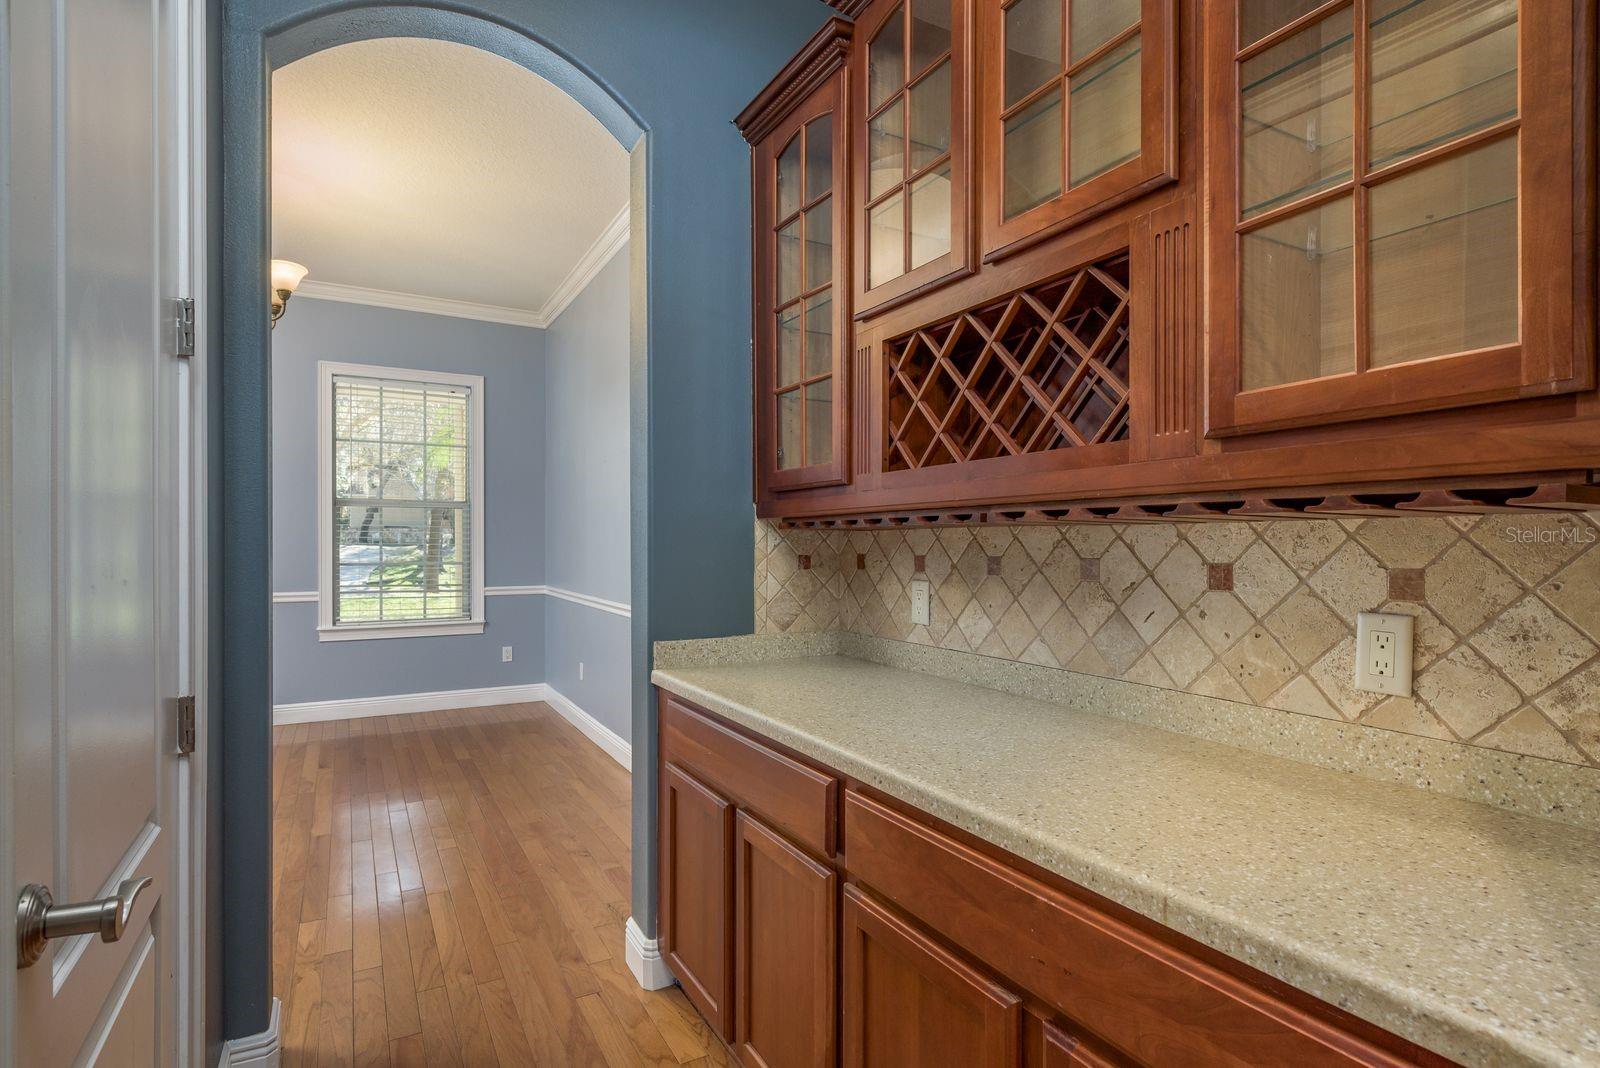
[{"xmin": 316, "ymin": 620, "xmax": 485, "ymax": 642}]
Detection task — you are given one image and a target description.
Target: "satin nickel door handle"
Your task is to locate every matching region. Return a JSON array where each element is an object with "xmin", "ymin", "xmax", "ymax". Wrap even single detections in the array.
[{"xmin": 15, "ymin": 876, "xmax": 153, "ymax": 968}]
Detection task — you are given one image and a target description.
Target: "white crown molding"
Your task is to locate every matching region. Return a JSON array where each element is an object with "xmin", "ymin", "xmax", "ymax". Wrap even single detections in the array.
[
  {"xmin": 543, "ymin": 685, "xmax": 630, "ymax": 769},
  {"xmin": 273, "ymin": 683, "xmax": 546, "ymax": 724},
  {"xmin": 293, "ymin": 204, "xmax": 628, "ymax": 331},
  {"xmin": 218, "ymin": 998, "xmax": 281, "ymax": 1067},
  {"xmin": 625, "ymin": 917, "xmax": 675, "ymax": 991},
  {"xmin": 536, "ymin": 205, "xmax": 630, "ymax": 327},
  {"xmin": 295, "ymin": 279, "xmax": 549, "ymax": 329},
  {"xmin": 275, "ymin": 584, "xmax": 631, "ymax": 618}
]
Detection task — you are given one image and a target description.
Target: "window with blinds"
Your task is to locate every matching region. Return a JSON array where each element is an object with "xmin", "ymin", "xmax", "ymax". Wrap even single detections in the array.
[{"xmin": 324, "ymin": 368, "xmax": 481, "ymax": 633}]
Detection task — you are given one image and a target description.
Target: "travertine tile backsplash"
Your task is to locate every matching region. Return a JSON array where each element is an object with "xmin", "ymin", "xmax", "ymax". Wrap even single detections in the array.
[{"xmin": 754, "ymin": 513, "xmax": 1600, "ymax": 768}]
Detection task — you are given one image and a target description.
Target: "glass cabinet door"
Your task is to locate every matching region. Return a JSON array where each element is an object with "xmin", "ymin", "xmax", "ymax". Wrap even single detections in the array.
[
  {"xmin": 1208, "ymin": 0, "xmax": 1586, "ymax": 434},
  {"xmin": 856, "ymin": 0, "xmax": 976, "ymax": 316},
  {"xmin": 982, "ymin": 0, "xmax": 1177, "ymax": 259},
  {"xmin": 755, "ymin": 77, "xmax": 851, "ymax": 492}
]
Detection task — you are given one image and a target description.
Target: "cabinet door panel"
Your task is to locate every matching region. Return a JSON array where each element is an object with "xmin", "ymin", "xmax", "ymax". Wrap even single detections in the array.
[
  {"xmin": 736, "ymin": 813, "xmax": 837, "ymax": 1068},
  {"xmin": 1206, "ymin": 0, "xmax": 1592, "ymax": 436},
  {"xmin": 855, "ymin": 0, "xmax": 978, "ymax": 317},
  {"xmin": 981, "ymin": 0, "xmax": 1178, "ymax": 260},
  {"xmin": 661, "ymin": 762, "xmax": 735, "ymax": 1039},
  {"xmin": 843, "ymin": 884, "xmax": 1021, "ymax": 1068},
  {"xmin": 751, "ymin": 34, "xmax": 852, "ymax": 494}
]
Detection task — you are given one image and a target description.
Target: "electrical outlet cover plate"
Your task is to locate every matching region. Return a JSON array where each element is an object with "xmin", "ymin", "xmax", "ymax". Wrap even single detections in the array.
[
  {"xmin": 1354, "ymin": 611, "xmax": 1413, "ymax": 697},
  {"xmin": 910, "ymin": 580, "xmax": 931, "ymax": 627}
]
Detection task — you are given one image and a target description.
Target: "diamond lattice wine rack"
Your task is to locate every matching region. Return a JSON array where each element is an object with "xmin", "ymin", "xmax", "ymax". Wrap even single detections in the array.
[{"xmin": 883, "ymin": 252, "xmax": 1132, "ymax": 472}]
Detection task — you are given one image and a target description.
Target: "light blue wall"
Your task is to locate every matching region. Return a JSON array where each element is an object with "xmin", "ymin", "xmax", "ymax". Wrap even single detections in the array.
[
  {"xmin": 269, "ymin": 298, "xmax": 546, "ymax": 704},
  {"xmin": 544, "ymin": 246, "xmax": 632, "ymax": 738}
]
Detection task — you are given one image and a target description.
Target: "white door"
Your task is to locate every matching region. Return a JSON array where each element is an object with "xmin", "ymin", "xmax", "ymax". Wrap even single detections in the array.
[{"xmin": 2, "ymin": 0, "xmax": 191, "ymax": 1063}]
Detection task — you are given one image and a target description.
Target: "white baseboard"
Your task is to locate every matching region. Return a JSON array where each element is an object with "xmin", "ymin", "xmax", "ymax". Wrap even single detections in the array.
[
  {"xmin": 273, "ymin": 683, "xmax": 547, "ymax": 724},
  {"xmin": 625, "ymin": 917, "xmax": 675, "ymax": 991},
  {"xmin": 219, "ymin": 997, "xmax": 281, "ymax": 1067},
  {"xmin": 543, "ymin": 685, "xmax": 632, "ymax": 770}
]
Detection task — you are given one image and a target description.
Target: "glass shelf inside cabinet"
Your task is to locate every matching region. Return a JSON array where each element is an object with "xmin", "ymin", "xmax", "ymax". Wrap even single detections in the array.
[
  {"xmin": 1368, "ymin": 0, "xmax": 1517, "ymax": 169},
  {"xmin": 867, "ymin": 0, "xmax": 955, "ymax": 288},
  {"xmin": 1239, "ymin": 6, "xmax": 1354, "ymax": 220},
  {"xmin": 774, "ymin": 113, "xmax": 836, "ymax": 472}
]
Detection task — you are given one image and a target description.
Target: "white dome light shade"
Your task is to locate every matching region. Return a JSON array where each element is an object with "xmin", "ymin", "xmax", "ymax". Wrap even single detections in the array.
[{"xmin": 271, "ymin": 259, "xmax": 310, "ymax": 294}]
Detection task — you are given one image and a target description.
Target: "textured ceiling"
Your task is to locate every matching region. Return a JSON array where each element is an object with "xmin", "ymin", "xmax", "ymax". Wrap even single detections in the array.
[{"xmin": 271, "ymin": 37, "xmax": 629, "ymax": 315}]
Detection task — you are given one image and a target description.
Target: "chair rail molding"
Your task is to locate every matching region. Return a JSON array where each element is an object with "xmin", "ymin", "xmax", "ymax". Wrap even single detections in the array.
[{"xmin": 273, "ymin": 584, "xmax": 632, "ymax": 617}]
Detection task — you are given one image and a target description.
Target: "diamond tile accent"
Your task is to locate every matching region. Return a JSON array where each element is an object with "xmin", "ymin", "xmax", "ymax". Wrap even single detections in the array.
[{"xmin": 757, "ymin": 513, "xmax": 1600, "ymax": 768}]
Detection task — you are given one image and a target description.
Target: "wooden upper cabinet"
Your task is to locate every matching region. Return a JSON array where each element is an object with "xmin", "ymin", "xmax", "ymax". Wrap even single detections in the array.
[
  {"xmin": 854, "ymin": 0, "xmax": 980, "ymax": 317},
  {"xmin": 980, "ymin": 0, "xmax": 1179, "ymax": 261},
  {"xmin": 742, "ymin": 19, "xmax": 854, "ymax": 494},
  {"xmin": 1206, "ymin": 0, "xmax": 1592, "ymax": 436}
]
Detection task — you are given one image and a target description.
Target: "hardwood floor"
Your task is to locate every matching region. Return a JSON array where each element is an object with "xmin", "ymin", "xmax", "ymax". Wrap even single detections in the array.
[{"xmin": 272, "ymin": 702, "xmax": 734, "ymax": 1066}]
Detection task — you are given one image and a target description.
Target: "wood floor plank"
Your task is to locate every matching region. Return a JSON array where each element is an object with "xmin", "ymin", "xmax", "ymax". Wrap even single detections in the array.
[
  {"xmin": 352, "ymin": 967, "xmax": 390, "ymax": 1068},
  {"xmin": 476, "ymin": 978, "xmax": 537, "ymax": 1065},
  {"xmin": 375, "ymin": 870, "xmax": 421, "ymax": 1040},
  {"xmin": 273, "ymin": 701, "xmax": 735, "ymax": 1067}
]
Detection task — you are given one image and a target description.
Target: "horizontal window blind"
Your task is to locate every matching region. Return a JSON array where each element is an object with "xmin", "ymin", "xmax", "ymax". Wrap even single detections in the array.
[{"xmin": 331, "ymin": 374, "xmax": 473, "ymax": 626}]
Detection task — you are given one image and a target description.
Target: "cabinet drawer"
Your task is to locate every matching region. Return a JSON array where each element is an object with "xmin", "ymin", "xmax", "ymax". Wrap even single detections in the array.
[
  {"xmin": 660, "ymin": 694, "xmax": 837, "ymax": 857},
  {"xmin": 844, "ymin": 789, "xmax": 1434, "ymax": 1068}
]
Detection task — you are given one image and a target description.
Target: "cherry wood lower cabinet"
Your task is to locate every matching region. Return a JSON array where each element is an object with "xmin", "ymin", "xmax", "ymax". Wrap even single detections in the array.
[
  {"xmin": 657, "ymin": 692, "xmax": 1457, "ymax": 1067},
  {"xmin": 843, "ymin": 883, "xmax": 1021, "ymax": 1067},
  {"xmin": 660, "ymin": 761, "xmax": 735, "ymax": 1038},
  {"xmin": 737, "ymin": 812, "xmax": 838, "ymax": 1068}
]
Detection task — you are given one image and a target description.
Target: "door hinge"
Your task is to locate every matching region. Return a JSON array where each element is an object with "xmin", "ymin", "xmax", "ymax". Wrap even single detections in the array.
[
  {"xmin": 172, "ymin": 297, "xmax": 195, "ymax": 358},
  {"xmin": 174, "ymin": 694, "xmax": 196, "ymax": 755}
]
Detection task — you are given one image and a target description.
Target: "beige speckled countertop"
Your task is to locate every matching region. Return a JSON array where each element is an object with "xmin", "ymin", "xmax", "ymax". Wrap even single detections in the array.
[{"xmin": 652, "ymin": 652, "xmax": 1600, "ymax": 1068}]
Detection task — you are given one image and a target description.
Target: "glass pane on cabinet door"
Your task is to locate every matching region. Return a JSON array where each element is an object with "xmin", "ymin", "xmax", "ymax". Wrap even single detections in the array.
[
  {"xmin": 1005, "ymin": 0, "xmax": 1061, "ymax": 107},
  {"xmin": 805, "ymin": 292, "xmax": 834, "ymax": 378},
  {"xmin": 778, "ymin": 305, "xmax": 802, "ymax": 385},
  {"xmin": 777, "ymin": 219, "xmax": 802, "ymax": 305},
  {"xmin": 1240, "ymin": 196, "xmax": 1355, "ymax": 389},
  {"xmin": 777, "ymin": 135, "xmax": 802, "ymax": 219},
  {"xmin": 910, "ymin": 0, "xmax": 953, "ymax": 75},
  {"xmin": 1070, "ymin": 0, "xmax": 1139, "ymax": 63},
  {"xmin": 1369, "ymin": 0, "xmax": 1517, "ymax": 169},
  {"xmin": 870, "ymin": 7, "xmax": 907, "ymax": 110},
  {"xmin": 805, "ymin": 115, "xmax": 834, "ymax": 202},
  {"xmin": 910, "ymin": 163, "xmax": 953, "ymax": 268},
  {"xmin": 908, "ymin": 61, "xmax": 952, "ymax": 171},
  {"xmin": 869, "ymin": 100, "xmax": 907, "ymax": 200},
  {"xmin": 805, "ymin": 380, "xmax": 834, "ymax": 466},
  {"xmin": 1369, "ymin": 135, "xmax": 1517, "ymax": 367},
  {"xmin": 870, "ymin": 193, "xmax": 907, "ymax": 287},
  {"xmin": 1069, "ymin": 33, "xmax": 1141, "ymax": 186},
  {"xmin": 777, "ymin": 388, "xmax": 802, "ymax": 469},
  {"xmin": 1240, "ymin": 9, "xmax": 1353, "ymax": 219},
  {"xmin": 1004, "ymin": 88, "xmax": 1063, "ymax": 218},
  {"xmin": 1240, "ymin": 0, "xmax": 1333, "ymax": 49},
  {"xmin": 805, "ymin": 197, "xmax": 833, "ymax": 292}
]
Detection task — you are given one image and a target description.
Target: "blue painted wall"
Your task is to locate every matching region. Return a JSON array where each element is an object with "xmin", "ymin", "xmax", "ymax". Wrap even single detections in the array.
[
  {"xmin": 269, "ymin": 298, "xmax": 546, "ymax": 704},
  {"xmin": 221, "ymin": 0, "xmax": 834, "ymax": 1041},
  {"xmin": 545, "ymin": 245, "xmax": 632, "ymax": 737}
]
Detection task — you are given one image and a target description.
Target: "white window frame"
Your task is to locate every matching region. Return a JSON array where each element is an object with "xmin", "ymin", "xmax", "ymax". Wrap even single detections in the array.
[{"xmin": 316, "ymin": 360, "xmax": 487, "ymax": 641}]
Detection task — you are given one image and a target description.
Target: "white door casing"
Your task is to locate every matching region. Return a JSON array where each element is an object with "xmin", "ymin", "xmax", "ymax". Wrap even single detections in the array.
[{"xmin": 2, "ymin": 0, "xmax": 193, "ymax": 1063}]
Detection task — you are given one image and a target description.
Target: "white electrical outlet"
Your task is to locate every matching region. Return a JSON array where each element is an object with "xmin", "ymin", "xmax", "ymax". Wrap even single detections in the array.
[
  {"xmin": 910, "ymin": 579, "xmax": 931, "ymax": 627},
  {"xmin": 501, "ymin": 646, "xmax": 513, "ymax": 663},
  {"xmin": 1354, "ymin": 612, "xmax": 1413, "ymax": 696}
]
